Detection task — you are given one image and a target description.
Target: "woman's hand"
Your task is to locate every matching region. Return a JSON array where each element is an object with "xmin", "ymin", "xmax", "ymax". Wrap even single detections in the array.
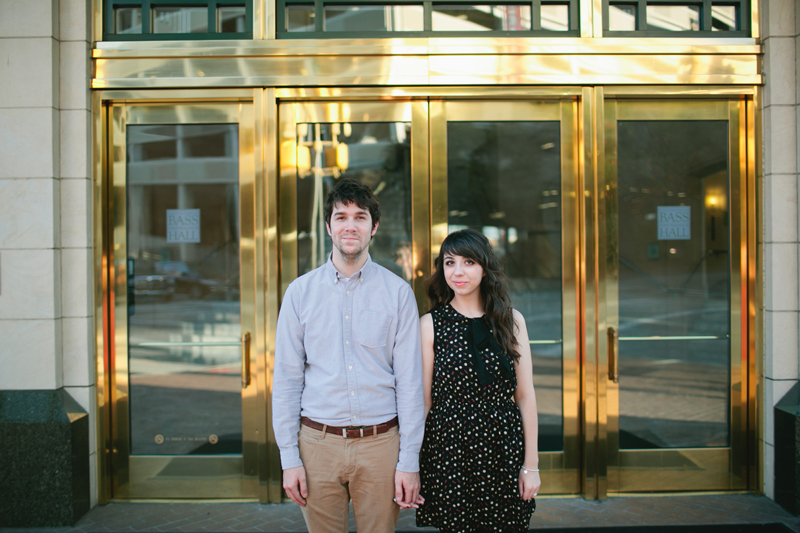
[{"xmin": 519, "ymin": 469, "xmax": 540, "ymax": 501}]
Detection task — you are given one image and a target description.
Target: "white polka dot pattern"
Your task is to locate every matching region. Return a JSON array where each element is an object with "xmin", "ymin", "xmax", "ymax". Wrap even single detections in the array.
[{"xmin": 416, "ymin": 304, "xmax": 536, "ymax": 532}]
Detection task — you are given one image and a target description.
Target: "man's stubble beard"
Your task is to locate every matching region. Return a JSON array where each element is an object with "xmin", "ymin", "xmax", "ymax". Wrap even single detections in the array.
[{"xmin": 334, "ymin": 238, "xmax": 370, "ymax": 265}]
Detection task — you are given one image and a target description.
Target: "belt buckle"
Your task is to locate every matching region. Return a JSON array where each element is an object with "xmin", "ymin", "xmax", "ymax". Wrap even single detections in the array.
[{"xmin": 342, "ymin": 426, "xmax": 365, "ymax": 439}]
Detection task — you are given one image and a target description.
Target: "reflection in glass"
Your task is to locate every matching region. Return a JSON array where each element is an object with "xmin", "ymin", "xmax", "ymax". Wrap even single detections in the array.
[
  {"xmin": 447, "ymin": 122, "xmax": 563, "ymax": 451},
  {"xmin": 295, "ymin": 122, "xmax": 413, "ymax": 282},
  {"xmin": 646, "ymin": 5, "xmax": 699, "ymax": 31},
  {"xmin": 127, "ymin": 124, "xmax": 242, "ymax": 455},
  {"xmin": 324, "ymin": 5, "xmax": 424, "ymax": 31},
  {"xmin": 608, "ymin": 4, "xmax": 636, "ymax": 31},
  {"xmin": 617, "ymin": 121, "xmax": 730, "ymax": 449},
  {"xmin": 287, "ymin": 4, "xmax": 315, "ymax": 31},
  {"xmin": 153, "ymin": 6, "xmax": 208, "ymax": 33},
  {"xmin": 218, "ymin": 5, "xmax": 247, "ymax": 32},
  {"xmin": 541, "ymin": 4, "xmax": 568, "ymax": 31},
  {"xmin": 711, "ymin": 5, "xmax": 736, "ymax": 31},
  {"xmin": 114, "ymin": 7, "xmax": 143, "ymax": 33},
  {"xmin": 432, "ymin": 4, "xmax": 532, "ymax": 31}
]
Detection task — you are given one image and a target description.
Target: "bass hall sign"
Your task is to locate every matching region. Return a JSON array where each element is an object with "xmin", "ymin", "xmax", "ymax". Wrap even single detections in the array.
[{"xmin": 657, "ymin": 206, "xmax": 690, "ymax": 240}]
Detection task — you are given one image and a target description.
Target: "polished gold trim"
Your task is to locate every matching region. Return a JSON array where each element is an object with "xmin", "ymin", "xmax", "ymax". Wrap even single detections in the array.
[
  {"xmin": 98, "ymin": 89, "xmax": 256, "ymax": 102},
  {"xmin": 94, "ymin": 90, "xmax": 111, "ymax": 505},
  {"xmin": 277, "ymin": 87, "xmax": 584, "ymax": 100},
  {"xmin": 604, "ymin": 86, "xmax": 757, "ymax": 97},
  {"xmin": 561, "ymin": 96, "xmax": 582, "ymax": 495},
  {"xmin": 411, "ymin": 101, "xmax": 431, "ymax": 310},
  {"xmin": 730, "ymin": 98, "xmax": 747, "ymax": 489},
  {"xmin": 751, "ymin": 0, "xmax": 760, "ymax": 42},
  {"xmin": 603, "ymin": 98, "xmax": 620, "ymax": 494},
  {"xmin": 752, "ymin": 87, "xmax": 763, "ymax": 495},
  {"xmin": 429, "ymin": 100, "xmax": 447, "ymax": 266},
  {"xmin": 580, "ymin": 86, "xmax": 600, "ymax": 500},
  {"xmin": 93, "ymin": 38, "xmax": 761, "ymax": 57},
  {"xmin": 256, "ymin": 0, "xmax": 267, "ymax": 40},
  {"xmin": 109, "ymin": 103, "xmax": 130, "ymax": 497},
  {"xmin": 262, "ymin": 87, "xmax": 283, "ymax": 503},
  {"xmin": 239, "ymin": 99, "xmax": 260, "ymax": 484},
  {"xmin": 580, "ymin": 0, "xmax": 595, "ymax": 38},
  {"xmin": 93, "ymin": 0, "xmax": 103, "ymax": 42},
  {"xmin": 92, "ymin": 38, "xmax": 762, "ymax": 89}
]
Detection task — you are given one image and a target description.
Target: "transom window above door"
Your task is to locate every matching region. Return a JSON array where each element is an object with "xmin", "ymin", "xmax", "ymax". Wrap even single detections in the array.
[
  {"xmin": 603, "ymin": 0, "xmax": 750, "ymax": 36},
  {"xmin": 278, "ymin": 0, "xmax": 579, "ymax": 38},
  {"xmin": 104, "ymin": 0, "xmax": 253, "ymax": 40}
]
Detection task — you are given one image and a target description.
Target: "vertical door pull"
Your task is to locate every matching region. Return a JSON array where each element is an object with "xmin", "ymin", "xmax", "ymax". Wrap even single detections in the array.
[
  {"xmin": 607, "ymin": 326, "xmax": 619, "ymax": 384},
  {"xmin": 241, "ymin": 331, "xmax": 251, "ymax": 388}
]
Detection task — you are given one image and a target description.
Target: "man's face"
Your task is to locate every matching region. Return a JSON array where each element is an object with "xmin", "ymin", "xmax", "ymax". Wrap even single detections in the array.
[{"xmin": 326, "ymin": 201, "xmax": 378, "ymax": 261}]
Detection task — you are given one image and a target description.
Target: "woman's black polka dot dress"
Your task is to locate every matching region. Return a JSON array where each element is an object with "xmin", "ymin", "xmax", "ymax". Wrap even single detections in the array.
[{"xmin": 416, "ymin": 304, "xmax": 535, "ymax": 533}]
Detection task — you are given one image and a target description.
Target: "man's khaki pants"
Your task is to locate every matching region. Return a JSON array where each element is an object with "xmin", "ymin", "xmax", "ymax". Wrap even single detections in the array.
[{"xmin": 298, "ymin": 424, "xmax": 400, "ymax": 533}]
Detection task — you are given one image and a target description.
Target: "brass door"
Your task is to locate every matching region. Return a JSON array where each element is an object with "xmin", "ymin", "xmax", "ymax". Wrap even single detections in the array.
[
  {"xmin": 277, "ymin": 97, "xmax": 582, "ymax": 495},
  {"xmin": 429, "ymin": 99, "xmax": 582, "ymax": 494},
  {"xmin": 107, "ymin": 102, "xmax": 259, "ymax": 498},
  {"xmin": 602, "ymin": 99, "xmax": 753, "ymax": 493}
]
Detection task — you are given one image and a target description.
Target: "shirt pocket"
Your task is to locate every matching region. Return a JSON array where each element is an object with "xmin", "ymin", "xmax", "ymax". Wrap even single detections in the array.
[{"xmin": 356, "ymin": 310, "xmax": 392, "ymax": 348}]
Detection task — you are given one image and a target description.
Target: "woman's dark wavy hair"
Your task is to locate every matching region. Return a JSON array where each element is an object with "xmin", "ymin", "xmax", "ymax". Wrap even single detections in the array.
[{"xmin": 426, "ymin": 228, "xmax": 520, "ymax": 362}]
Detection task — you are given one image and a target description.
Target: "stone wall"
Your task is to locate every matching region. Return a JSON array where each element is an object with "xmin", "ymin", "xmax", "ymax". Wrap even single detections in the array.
[
  {"xmin": 761, "ymin": 0, "xmax": 800, "ymax": 499},
  {"xmin": 0, "ymin": 0, "xmax": 97, "ymax": 509}
]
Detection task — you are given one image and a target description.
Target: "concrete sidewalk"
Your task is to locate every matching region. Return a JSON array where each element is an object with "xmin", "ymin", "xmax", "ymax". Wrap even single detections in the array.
[{"xmin": 3, "ymin": 494, "xmax": 799, "ymax": 532}]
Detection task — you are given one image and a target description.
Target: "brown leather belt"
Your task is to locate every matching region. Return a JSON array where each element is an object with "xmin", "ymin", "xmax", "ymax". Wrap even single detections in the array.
[{"xmin": 301, "ymin": 416, "xmax": 398, "ymax": 439}]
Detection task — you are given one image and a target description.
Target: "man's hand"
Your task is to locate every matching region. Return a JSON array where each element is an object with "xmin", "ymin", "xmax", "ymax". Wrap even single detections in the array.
[
  {"xmin": 394, "ymin": 470, "xmax": 422, "ymax": 510},
  {"xmin": 283, "ymin": 466, "xmax": 308, "ymax": 506}
]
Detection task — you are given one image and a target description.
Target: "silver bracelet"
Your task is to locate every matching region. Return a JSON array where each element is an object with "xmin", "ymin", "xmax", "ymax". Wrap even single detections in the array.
[{"xmin": 521, "ymin": 466, "xmax": 539, "ymax": 474}]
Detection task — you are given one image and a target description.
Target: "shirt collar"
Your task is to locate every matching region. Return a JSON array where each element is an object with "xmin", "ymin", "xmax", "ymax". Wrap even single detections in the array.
[{"xmin": 326, "ymin": 253, "xmax": 373, "ymax": 284}]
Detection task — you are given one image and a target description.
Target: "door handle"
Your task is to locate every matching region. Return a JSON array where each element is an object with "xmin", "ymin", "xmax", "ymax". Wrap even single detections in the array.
[
  {"xmin": 241, "ymin": 331, "xmax": 251, "ymax": 388},
  {"xmin": 607, "ymin": 326, "xmax": 619, "ymax": 384}
]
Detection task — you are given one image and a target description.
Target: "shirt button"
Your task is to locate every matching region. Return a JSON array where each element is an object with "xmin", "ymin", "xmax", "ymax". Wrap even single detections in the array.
[
  {"xmin": 351, "ymin": 391, "xmax": 355, "ymax": 396},
  {"xmin": 348, "ymin": 365, "xmax": 353, "ymax": 370},
  {"xmin": 345, "ymin": 340, "xmax": 349, "ymax": 345},
  {"xmin": 352, "ymin": 415, "xmax": 357, "ymax": 420},
  {"xmin": 346, "ymin": 290, "xmax": 350, "ymax": 294},
  {"xmin": 345, "ymin": 315, "xmax": 350, "ymax": 320}
]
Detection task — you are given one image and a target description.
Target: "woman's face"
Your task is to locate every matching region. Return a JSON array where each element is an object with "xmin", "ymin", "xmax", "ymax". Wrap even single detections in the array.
[{"xmin": 443, "ymin": 253, "xmax": 485, "ymax": 298}]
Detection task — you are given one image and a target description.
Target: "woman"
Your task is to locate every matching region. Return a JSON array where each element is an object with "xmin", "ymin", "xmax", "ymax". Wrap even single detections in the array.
[{"xmin": 416, "ymin": 229, "xmax": 540, "ymax": 533}]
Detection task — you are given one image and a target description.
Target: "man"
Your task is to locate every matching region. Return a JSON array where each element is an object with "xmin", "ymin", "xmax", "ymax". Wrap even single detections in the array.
[{"xmin": 272, "ymin": 177, "xmax": 424, "ymax": 533}]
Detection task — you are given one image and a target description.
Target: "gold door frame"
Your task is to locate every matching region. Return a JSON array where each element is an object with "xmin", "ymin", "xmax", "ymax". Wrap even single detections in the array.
[
  {"xmin": 94, "ymin": 86, "xmax": 759, "ymax": 503},
  {"xmin": 102, "ymin": 96, "xmax": 264, "ymax": 499},
  {"xmin": 599, "ymin": 96, "xmax": 757, "ymax": 495}
]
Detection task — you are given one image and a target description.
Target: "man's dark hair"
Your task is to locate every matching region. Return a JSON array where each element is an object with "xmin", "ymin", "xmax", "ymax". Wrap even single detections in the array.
[{"xmin": 324, "ymin": 177, "xmax": 381, "ymax": 228}]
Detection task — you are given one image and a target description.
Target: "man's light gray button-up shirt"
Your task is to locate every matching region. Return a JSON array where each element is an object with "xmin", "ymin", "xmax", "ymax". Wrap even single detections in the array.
[{"xmin": 272, "ymin": 254, "xmax": 424, "ymax": 472}]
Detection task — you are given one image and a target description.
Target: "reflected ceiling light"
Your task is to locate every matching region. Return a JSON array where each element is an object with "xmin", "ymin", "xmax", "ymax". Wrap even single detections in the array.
[
  {"xmin": 541, "ymin": 142, "xmax": 555, "ymax": 150},
  {"xmin": 336, "ymin": 143, "xmax": 349, "ymax": 171}
]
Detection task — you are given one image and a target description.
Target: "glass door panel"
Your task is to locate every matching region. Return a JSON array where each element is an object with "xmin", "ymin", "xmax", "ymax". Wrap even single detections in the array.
[
  {"xmin": 110, "ymin": 103, "xmax": 258, "ymax": 498},
  {"xmin": 432, "ymin": 100, "xmax": 581, "ymax": 494},
  {"xmin": 604, "ymin": 100, "xmax": 747, "ymax": 492},
  {"xmin": 279, "ymin": 101, "xmax": 429, "ymax": 305}
]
